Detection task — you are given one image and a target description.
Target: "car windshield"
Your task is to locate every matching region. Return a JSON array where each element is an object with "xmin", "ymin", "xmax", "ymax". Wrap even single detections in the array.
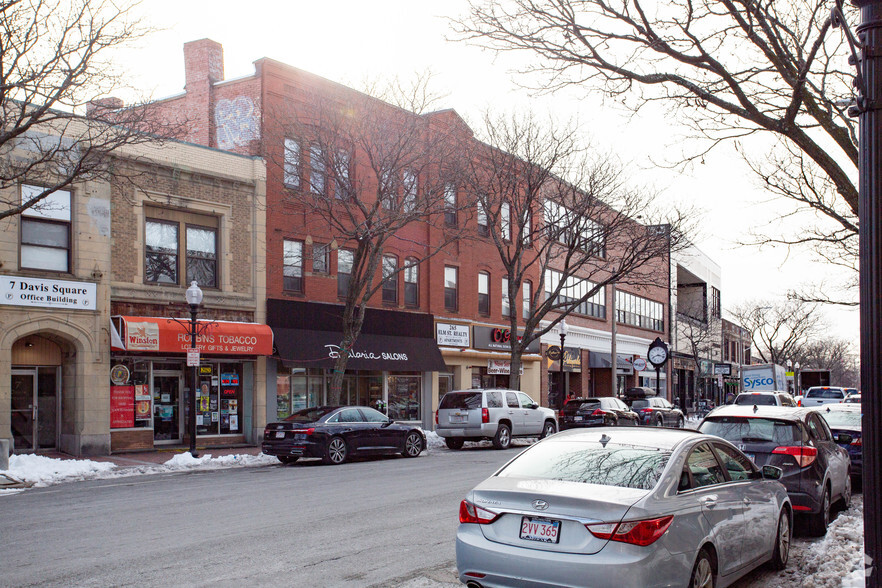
[
  {"xmin": 284, "ymin": 406, "xmax": 337, "ymax": 423},
  {"xmin": 496, "ymin": 440, "xmax": 670, "ymax": 490},
  {"xmin": 734, "ymin": 394, "xmax": 777, "ymax": 406},
  {"xmin": 820, "ymin": 411, "xmax": 862, "ymax": 428},
  {"xmin": 562, "ymin": 400, "xmax": 601, "ymax": 414},
  {"xmin": 439, "ymin": 392, "xmax": 483, "ymax": 410},
  {"xmin": 699, "ymin": 417, "xmax": 802, "ymax": 445}
]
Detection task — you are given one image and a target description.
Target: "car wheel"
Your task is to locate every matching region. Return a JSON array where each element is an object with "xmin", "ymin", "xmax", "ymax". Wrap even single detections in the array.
[
  {"xmin": 278, "ymin": 456, "xmax": 299, "ymax": 465},
  {"xmin": 402, "ymin": 432, "xmax": 424, "ymax": 457},
  {"xmin": 689, "ymin": 548, "xmax": 715, "ymax": 588},
  {"xmin": 539, "ymin": 420, "xmax": 557, "ymax": 439},
  {"xmin": 677, "ymin": 416, "xmax": 685, "ymax": 428},
  {"xmin": 492, "ymin": 423, "xmax": 512, "ymax": 449},
  {"xmin": 840, "ymin": 475, "xmax": 852, "ymax": 510},
  {"xmin": 445, "ymin": 437, "xmax": 464, "ymax": 450},
  {"xmin": 654, "ymin": 415, "xmax": 664, "ymax": 427},
  {"xmin": 322, "ymin": 436, "xmax": 348, "ymax": 465},
  {"xmin": 808, "ymin": 487, "xmax": 831, "ymax": 536},
  {"xmin": 770, "ymin": 509, "xmax": 791, "ymax": 570}
]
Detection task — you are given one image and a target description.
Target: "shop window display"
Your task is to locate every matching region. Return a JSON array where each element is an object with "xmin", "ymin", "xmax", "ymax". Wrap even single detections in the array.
[
  {"xmin": 109, "ymin": 360, "xmax": 151, "ymax": 430},
  {"xmin": 387, "ymin": 374, "xmax": 421, "ymax": 421}
]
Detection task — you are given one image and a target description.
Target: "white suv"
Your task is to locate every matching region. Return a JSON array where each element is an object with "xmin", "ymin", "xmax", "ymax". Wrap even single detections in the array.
[
  {"xmin": 801, "ymin": 386, "xmax": 847, "ymax": 407},
  {"xmin": 435, "ymin": 389, "xmax": 557, "ymax": 450}
]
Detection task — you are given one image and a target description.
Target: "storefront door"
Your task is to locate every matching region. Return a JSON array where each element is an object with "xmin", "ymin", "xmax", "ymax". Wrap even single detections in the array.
[
  {"xmin": 11, "ymin": 367, "xmax": 58, "ymax": 452},
  {"xmin": 153, "ymin": 371, "xmax": 183, "ymax": 443}
]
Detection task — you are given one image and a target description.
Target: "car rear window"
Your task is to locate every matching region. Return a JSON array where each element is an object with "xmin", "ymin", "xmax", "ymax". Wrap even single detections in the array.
[
  {"xmin": 630, "ymin": 400, "xmax": 650, "ymax": 409},
  {"xmin": 439, "ymin": 392, "xmax": 483, "ymax": 410},
  {"xmin": 284, "ymin": 407, "xmax": 337, "ymax": 423},
  {"xmin": 807, "ymin": 388, "xmax": 844, "ymax": 399},
  {"xmin": 820, "ymin": 411, "xmax": 862, "ymax": 428},
  {"xmin": 562, "ymin": 399, "xmax": 601, "ymax": 414},
  {"xmin": 496, "ymin": 441, "xmax": 670, "ymax": 490},
  {"xmin": 699, "ymin": 417, "xmax": 803, "ymax": 445},
  {"xmin": 734, "ymin": 394, "xmax": 777, "ymax": 406}
]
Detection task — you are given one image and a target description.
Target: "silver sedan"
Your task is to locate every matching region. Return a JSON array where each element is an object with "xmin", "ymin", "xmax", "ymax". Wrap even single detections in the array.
[{"xmin": 456, "ymin": 427, "xmax": 791, "ymax": 588}]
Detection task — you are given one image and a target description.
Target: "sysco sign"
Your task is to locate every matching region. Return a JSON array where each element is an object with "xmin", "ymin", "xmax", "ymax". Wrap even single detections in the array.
[{"xmin": 744, "ymin": 376, "xmax": 775, "ymax": 390}]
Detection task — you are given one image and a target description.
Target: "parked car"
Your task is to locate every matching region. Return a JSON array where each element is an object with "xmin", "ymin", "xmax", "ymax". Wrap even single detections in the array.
[
  {"xmin": 844, "ymin": 388, "xmax": 860, "ymax": 397},
  {"xmin": 261, "ymin": 405, "xmax": 426, "ymax": 465},
  {"xmin": 628, "ymin": 396, "xmax": 685, "ymax": 428},
  {"xmin": 456, "ymin": 427, "xmax": 791, "ymax": 587},
  {"xmin": 800, "ymin": 386, "xmax": 847, "ymax": 407},
  {"xmin": 734, "ymin": 391, "xmax": 797, "ymax": 407},
  {"xmin": 435, "ymin": 389, "xmax": 557, "ymax": 450},
  {"xmin": 815, "ymin": 404, "xmax": 862, "ymax": 485},
  {"xmin": 698, "ymin": 405, "xmax": 851, "ymax": 536},
  {"xmin": 844, "ymin": 393, "xmax": 861, "ymax": 404},
  {"xmin": 559, "ymin": 397, "xmax": 639, "ymax": 430}
]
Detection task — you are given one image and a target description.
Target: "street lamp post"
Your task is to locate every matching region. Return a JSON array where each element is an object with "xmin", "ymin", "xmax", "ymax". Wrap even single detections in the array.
[
  {"xmin": 786, "ymin": 359, "xmax": 793, "ymax": 394},
  {"xmin": 559, "ymin": 319, "xmax": 568, "ymax": 410},
  {"xmin": 795, "ymin": 362, "xmax": 801, "ymax": 396},
  {"xmin": 185, "ymin": 281, "xmax": 203, "ymax": 458}
]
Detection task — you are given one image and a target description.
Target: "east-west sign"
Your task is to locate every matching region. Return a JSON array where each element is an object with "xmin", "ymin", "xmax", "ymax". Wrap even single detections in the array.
[
  {"xmin": 1, "ymin": 276, "xmax": 96, "ymax": 310},
  {"xmin": 473, "ymin": 326, "xmax": 541, "ymax": 353}
]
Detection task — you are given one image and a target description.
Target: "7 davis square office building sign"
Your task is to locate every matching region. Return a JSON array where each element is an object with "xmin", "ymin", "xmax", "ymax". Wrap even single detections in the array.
[{"xmin": 1, "ymin": 275, "xmax": 97, "ymax": 310}]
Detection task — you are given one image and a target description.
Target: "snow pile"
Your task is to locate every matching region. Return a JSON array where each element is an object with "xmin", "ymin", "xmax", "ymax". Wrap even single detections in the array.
[
  {"xmin": 425, "ymin": 430, "xmax": 538, "ymax": 451},
  {"xmin": 799, "ymin": 497, "xmax": 865, "ymax": 588}
]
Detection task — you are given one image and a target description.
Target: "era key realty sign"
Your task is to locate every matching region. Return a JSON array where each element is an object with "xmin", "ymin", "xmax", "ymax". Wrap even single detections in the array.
[{"xmin": 1, "ymin": 276, "xmax": 96, "ymax": 310}]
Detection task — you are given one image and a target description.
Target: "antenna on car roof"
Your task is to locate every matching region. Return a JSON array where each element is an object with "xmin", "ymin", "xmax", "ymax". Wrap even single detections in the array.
[{"xmin": 599, "ymin": 433, "xmax": 611, "ymax": 447}]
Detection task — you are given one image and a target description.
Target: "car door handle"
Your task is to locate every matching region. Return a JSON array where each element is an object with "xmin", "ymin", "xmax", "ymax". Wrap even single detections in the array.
[{"xmin": 701, "ymin": 496, "xmax": 717, "ymax": 508}]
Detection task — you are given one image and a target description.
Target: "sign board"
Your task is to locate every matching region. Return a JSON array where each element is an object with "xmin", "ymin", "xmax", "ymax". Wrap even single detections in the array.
[
  {"xmin": 546, "ymin": 347, "xmax": 581, "ymax": 372},
  {"xmin": 487, "ymin": 360, "xmax": 524, "ymax": 375},
  {"xmin": 633, "ymin": 358, "xmax": 648, "ymax": 372},
  {"xmin": 435, "ymin": 322, "xmax": 471, "ymax": 347},
  {"xmin": 1, "ymin": 276, "xmax": 96, "ymax": 310},
  {"xmin": 187, "ymin": 348, "xmax": 200, "ymax": 366},
  {"xmin": 110, "ymin": 386, "xmax": 135, "ymax": 428},
  {"xmin": 473, "ymin": 326, "xmax": 540, "ymax": 353},
  {"xmin": 546, "ymin": 345, "xmax": 562, "ymax": 361},
  {"xmin": 714, "ymin": 363, "xmax": 732, "ymax": 376}
]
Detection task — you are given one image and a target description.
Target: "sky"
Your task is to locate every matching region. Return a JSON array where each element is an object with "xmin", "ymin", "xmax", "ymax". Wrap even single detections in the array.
[{"xmin": 110, "ymin": 0, "xmax": 859, "ymax": 342}]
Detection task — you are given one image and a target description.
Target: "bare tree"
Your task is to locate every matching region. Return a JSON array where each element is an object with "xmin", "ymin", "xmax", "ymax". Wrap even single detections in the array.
[
  {"xmin": 268, "ymin": 79, "xmax": 467, "ymax": 403},
  {"xmin": 731, "ymin": 299, "xmax": 826, "ymax": 365},
  {"xmin": 453, "ymin": 0, "xmax": 859, "ymax": 305},
  {"xmin": 0, "ymin": 0, "xmax": 181, "ymax": 221},
  {"xmin": 676, "ymin": 298, "xmax": 721, "ymax": 410},
  {"xmin": 461, "ymin": 112, "xmax": 689, "ymax": 390}
]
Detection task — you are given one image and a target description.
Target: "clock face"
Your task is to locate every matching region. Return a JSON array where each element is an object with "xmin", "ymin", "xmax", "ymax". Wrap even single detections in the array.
[{"xmin": 648, "ymin": 346, "xmax": 667, "ymax": 365}]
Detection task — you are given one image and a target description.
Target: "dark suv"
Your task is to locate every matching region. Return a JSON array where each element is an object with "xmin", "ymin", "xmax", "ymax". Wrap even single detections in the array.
[
  {"xmin": 627, "ymin": 396, "xmax": 685, "ymax": 427},
  {"xmin": 698, "ymin": 405, "xmax": 852, "ymax": 536},
  {"xmin": 558, "ymin": 397, "xmax": 639, "ymax": 430}
]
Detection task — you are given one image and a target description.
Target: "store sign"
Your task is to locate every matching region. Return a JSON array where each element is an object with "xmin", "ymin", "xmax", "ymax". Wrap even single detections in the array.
[
  {"xmin": 546, "ymin": 347, "xmax": 582, "ymax": 372},
  {"xmin": 436, "ymin": 322, "xmax": 470, "ymax": 347},
  {"xmin": 473, "ymin": 326, "xmax": 540, "ymax": 353},
  {"xmin": 324, "ymin": 344, "xmax": 409, "ymax": 362},
  {"xmin": 110, "ymin": 385, "xmax": 135, "ymax": 428},
  {"xmin": 487, "ymin": 360, "xmax": 524, "ymax": 375},
  {"xmin": 714, "ymin": 363, "xmax": 732, "ymax": 375},
  {"xmin": 1, "ymin": 276, "xmax": 96, "ymax": 310},
  {"xmin": 126, "ymin": 321, "xmax": 161, "ymax": 351}
]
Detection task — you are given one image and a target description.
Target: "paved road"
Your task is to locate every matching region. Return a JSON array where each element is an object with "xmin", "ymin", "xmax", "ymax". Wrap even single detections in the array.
[{"xmin": 1, "ymin": 447, "xmax": 514, "ymax": 588}]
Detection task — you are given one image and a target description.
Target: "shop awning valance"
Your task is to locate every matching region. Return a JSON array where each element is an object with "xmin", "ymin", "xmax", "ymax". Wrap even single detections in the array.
[
  {"xmin": 111, "ymin": 316, "xmax": 274, "ymax": 356},
  {"xmin": 588, "ymin": 352, "xmax": 635, "ymax": 369}
]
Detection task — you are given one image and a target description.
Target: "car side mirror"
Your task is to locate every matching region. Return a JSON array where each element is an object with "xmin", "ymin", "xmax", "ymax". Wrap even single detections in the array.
[
  {"xmin": 530, "ymin": 403, "xmax": 538, "ymax": 409},
  {"xmin": 382, "ymin": 418, "xmax": 394, "ymax": 427},
  {"xmin": 835, "ymin": 433, "xmax": 853, "ymax": 445},
  {"xmin": 761, "ymin": 465, "xmax": 783, "ymax": 481}
]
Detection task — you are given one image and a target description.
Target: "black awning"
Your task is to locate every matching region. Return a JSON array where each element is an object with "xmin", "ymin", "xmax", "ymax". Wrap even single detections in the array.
[
  {"xmin": 588, "ymin": 352, "xmax": 633, "ymax": 369},
  {"xmin": 273, "ymin": 328, "xmax": 448, "ymax": 372}
]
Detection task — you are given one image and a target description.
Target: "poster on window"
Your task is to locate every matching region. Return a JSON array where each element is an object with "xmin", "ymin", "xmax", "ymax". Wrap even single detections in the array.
[
  {"xmin": 110, "ymin": 386, "xmax": 135, "ymax": 428},
  {"xmin": 230, "ymin": 415, "xmax": 238, "ymax": 431},
  {"xmin": 134, "ymin": 399, "xmax": 151, "ymax": 421}
]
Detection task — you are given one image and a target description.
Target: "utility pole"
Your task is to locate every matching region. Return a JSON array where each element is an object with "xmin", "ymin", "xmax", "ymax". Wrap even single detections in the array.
[{"xmin": 610, "ymin": 284, "xmax": 617, "ymax": 397}]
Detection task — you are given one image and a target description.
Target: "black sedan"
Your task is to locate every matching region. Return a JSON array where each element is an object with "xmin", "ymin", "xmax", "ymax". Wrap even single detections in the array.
[
  {"xmin": 815, "ymin": 404, "xmax": 862, "ymax": 485},
  {"xmin": 558, "ymin": 397, "xmax": 639, "ymax": 430},
  {"xmin": 262, "ymin": 405, "xmax": 426, "ymax": 465}
]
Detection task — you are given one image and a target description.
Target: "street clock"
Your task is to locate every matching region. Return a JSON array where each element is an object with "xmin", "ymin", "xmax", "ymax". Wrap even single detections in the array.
[{"xmin": 647, "ymin": 337, "xmax": 669, "ymax": 367}]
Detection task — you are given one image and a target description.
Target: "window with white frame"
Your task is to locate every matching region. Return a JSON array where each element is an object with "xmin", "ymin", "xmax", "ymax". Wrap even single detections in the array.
[
  {"xmin": 403, "ymin": 170, "xmax": 417, "ymax": 213},
  {"xmin": 445, "ymin": 266, "xmax": 458, "ymax": 311},
  {"xmin": 545, "ymin": 269, "xmax": 605, "ymax": 319},
  {"xmin": 502, "ymin": 277, "xmax": 512, "ymax": 317},
  {"xmin": 477, "ymin": 200, "xmax": 489, "ymax": 237},
  {"xmin": 283, "ymin": 138, "xmax": 300, "ymax": 188},
  {"xmin": 145, "ymin": 207, "xmax": 218, "ymax": 287},
  {"xmin": 283, "ymin": 239, "xmax": 304, "ymax": 292},
  {"xmin": 404, "ymin": 257, "xmax": 419, "ymax": 306},
  {"xmin": 543, "ymin": 200, "xmax": 605, "ymax": 257},
  {"xmin": 478, "ymin": 271, "xmax": 490, "ymax": 315},
  {"xmin": 501, "ymin": 201, "xmax": 511, "ymax": 241},
  {"xmin": 334, "ymin": 150, "xmax": 350, "ymax": 199},
  {"xmin": 382, "ymin": 255, "xmax": 398, "ymax": 304},
  {"xmin": 523, "ymin": 280, "xmax": 532, "ymax": 319},
  {"xmin": 312, "ymin": 243, "xmax": 329, "ymax": 273},
  {"xmin": 444, "ymin": 184, "xmax": 457, "ymax": 226},
  {"xmin": 523, "ymin": 209, "xmax": 532, "ymax": 246},
  {"xmin": 309, "ymin": 145, "xmax": 325, "ymax": 195},
  {"xmin": 338, "ymin": 249, "xmax": 353, "ymax": 297},
  {"xmin": 615, "ymin": 290, "xmax": 663, "ymax": 331},
  {"xmin": 20, "ymin": 185, "xmax": 71, "ymax": 272}
]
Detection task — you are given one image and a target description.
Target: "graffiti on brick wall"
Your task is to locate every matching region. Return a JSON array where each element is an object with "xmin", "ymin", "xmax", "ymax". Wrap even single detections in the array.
[{"xmin": 215, "ymin": 96, "xmax": 259, "ymax": 149}]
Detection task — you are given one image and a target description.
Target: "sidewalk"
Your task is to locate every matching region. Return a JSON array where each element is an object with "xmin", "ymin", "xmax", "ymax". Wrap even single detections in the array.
[{"xmin": 36, "ymin": 445, "xmax": 263, "ymax": 469}]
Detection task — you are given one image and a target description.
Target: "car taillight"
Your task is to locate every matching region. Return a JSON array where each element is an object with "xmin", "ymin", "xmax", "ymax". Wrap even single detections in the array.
[
  {"xmin": 435, "ymin": 411, "xmax": 438, "ymax": 426},
  {"xmin": 592, "ymin": 409, "xmax": 605, "ymax": 416},
  {"xmin": 586, "ymin": 515, "xmax": 674, "ymax": 546},
  {"xmin": 482, "ymin": 408, "xmax": 489, "ymax": 423},
  {"xmin": 797, "ymin": 399, "xmax": 802, "ymax": 407},
  {"xmin": 459, "ymin": 500, "xmax": 499, "ymax": 524},
  {"xmin": 852, "ymin": 436, "xmax": 862, "ymax": 446},
  {"xmin": 772, "ymin": 445, "xmax": 818, "ymax": 467},
  {"xmin": 291, "ymin": 428, "xmax": 314, "ymax": 435},
  {"xmin": 640, "ymin": 408, "xmax": 652, "ymax": 413}
]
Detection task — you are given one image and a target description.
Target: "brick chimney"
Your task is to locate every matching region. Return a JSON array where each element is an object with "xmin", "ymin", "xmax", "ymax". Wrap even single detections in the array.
[
  {"xmin": 182, "ymin": 39, "xmax": 224, "ymax": 148},
  {"xmin": 86, "ymin": 97, "xmax": 124, "ymax": 117}
]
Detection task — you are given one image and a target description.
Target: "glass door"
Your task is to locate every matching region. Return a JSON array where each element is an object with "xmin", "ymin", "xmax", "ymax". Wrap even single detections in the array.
[
  {"xmin": 153, "ymin": 371, "xmax": 182, "ymax": 443},
  {"xmin": 11, "ymin": 370, "xmax": 36, "ymax": 452}
]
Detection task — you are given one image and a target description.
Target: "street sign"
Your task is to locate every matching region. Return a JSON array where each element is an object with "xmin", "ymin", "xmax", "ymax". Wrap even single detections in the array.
[
  {"xmin": 633, "ymin": 358, "xmax": 647, "ymax": 371},
  {"xmin": 187, "ymin": 348, "xmax": 200, "ymax": 366},
  {"xmin": 546, "ymin": 345, "xmax": 562, "ymax": 361}
]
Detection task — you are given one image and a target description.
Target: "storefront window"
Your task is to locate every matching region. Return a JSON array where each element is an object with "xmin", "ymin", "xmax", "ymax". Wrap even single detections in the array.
[
  {"xmin": 109, "ymin": 360, "xmax": 151, "ymax": 429},
  {"xmin": 276, "ymin": 374, "xmax": 291, "ymax": 419},
  {"xmin": 194, "ymin": 362, "xmax": 244, "ymax": 435},
  {"xmin": 388, "ymin": 374, "xmax": 421, "ymax": 421}
]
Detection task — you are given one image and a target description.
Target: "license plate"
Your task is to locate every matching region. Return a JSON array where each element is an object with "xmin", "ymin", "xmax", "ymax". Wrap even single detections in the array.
[
  {"xmin": 450, "ymin": 414, "xmax": 467, "ymax": 424},
  {"xmin": 520, "ymin": 517, "xmax": 561, "ymax": 543},
  {"xmin": 275, "ymin": 431, "xmax": 285, "ymax": 439},
  {"xmin": 574, "ymin": 416, "xmax": 583, "ymax": 421}
]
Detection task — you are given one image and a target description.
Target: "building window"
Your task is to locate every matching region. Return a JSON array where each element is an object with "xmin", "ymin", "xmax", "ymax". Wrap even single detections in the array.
[
  {"xmin": 711, "ymin": 287, "xmax": 721, "ymax": 318},
  {"xmin": 338, "ymin": 249, "xmax": 353, "ymax": 297},
  {"xmin": 444, "ymin": 184, "xmax": 457, "ymax": 226},
  {"xmin": 502, "ymin": 277, "xmax": 511, "ymax": 317},
  {"xmin": 186, "ymin": 226, "xmax": 218, "ymax": 287},
  {"xmin": 404, "ymin": 257, "xmax": 419, "ymax": 307},
  {"xmin": 403, "ymin": 170, "xmax": 417, "ymax": 213},
  {"xmin": 283, "ymin": 240, "xmax": 304, "ymax": 292},
  {"xmin": 545, "ymin": 269, "xmax": 605, "ymax": 319},
  {"xmin": 20, "ymin": 185, "xmax": 71, "ymax": 272},
  {"xmin": 501, "ymin": 201, "xmax": 511, "ymax": 241},
  {"xmin": 543, "ymin": 200, "xmax": 605, "ymax": 257},
  {"xmin": 145, "ymin": 220, "xmax": 178, "ymax": 283},
  {"xmin": 309, "ymin": 145, "xmax": 325, "ymax": 195},
  {"xmin": 382, "ymin": 255, "xmax": 398, "ymax": 304},
  {"xmin": 145, "ymin": 207, "xmax": 219, "ymax": 287},
  {"xmin": 477, "ymin": 201, "xmax": 489, "ymax": 237},
  {"xmin": 334, "ymin": 150, "xmax": 350, "ymax": 200},
  {"xmin": 615, "ymin": 290, "xmax": 664, "ymax": 332},
  {"xmin": 284, "ymin": 138, "xmax": 300, "ymax": 188},
  {"xmin": 523, "ymin": 209, "xmax": 532, "ymax": 246},
  {"xmin": 445, "ymin": 266, "xmax": 458, "ymax": 312},
  {"xmin": 523, "ymin": 280, "xmax": 532, "ymax": 320},
  {"xmin": 478, "ymin": 271, "xmax": 490, "ymax": 315},
  {"xmin": 312, "ymin": 243, "xmax": 329, "ymax": 273}
]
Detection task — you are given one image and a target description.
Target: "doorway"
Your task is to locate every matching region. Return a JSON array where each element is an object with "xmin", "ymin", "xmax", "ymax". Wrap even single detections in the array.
[
  {"xmin": 11, "ymin": 367, "xmax": 59, "ymax": 452},
  {"xmin": 152, "ymin": 371, "xmax": 183, "ymax": 443}
]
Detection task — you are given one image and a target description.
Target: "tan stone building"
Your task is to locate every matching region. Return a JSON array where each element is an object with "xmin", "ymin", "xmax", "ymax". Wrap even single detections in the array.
[{"xmin": 1, "ymin": 131, "xmax": 267, "ymax": 456}]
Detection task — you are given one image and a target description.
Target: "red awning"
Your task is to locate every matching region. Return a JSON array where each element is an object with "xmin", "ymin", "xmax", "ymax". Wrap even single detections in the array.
[{"xmin": 112, "ymin": 316, "xmax": 273, "ymax": 356}]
